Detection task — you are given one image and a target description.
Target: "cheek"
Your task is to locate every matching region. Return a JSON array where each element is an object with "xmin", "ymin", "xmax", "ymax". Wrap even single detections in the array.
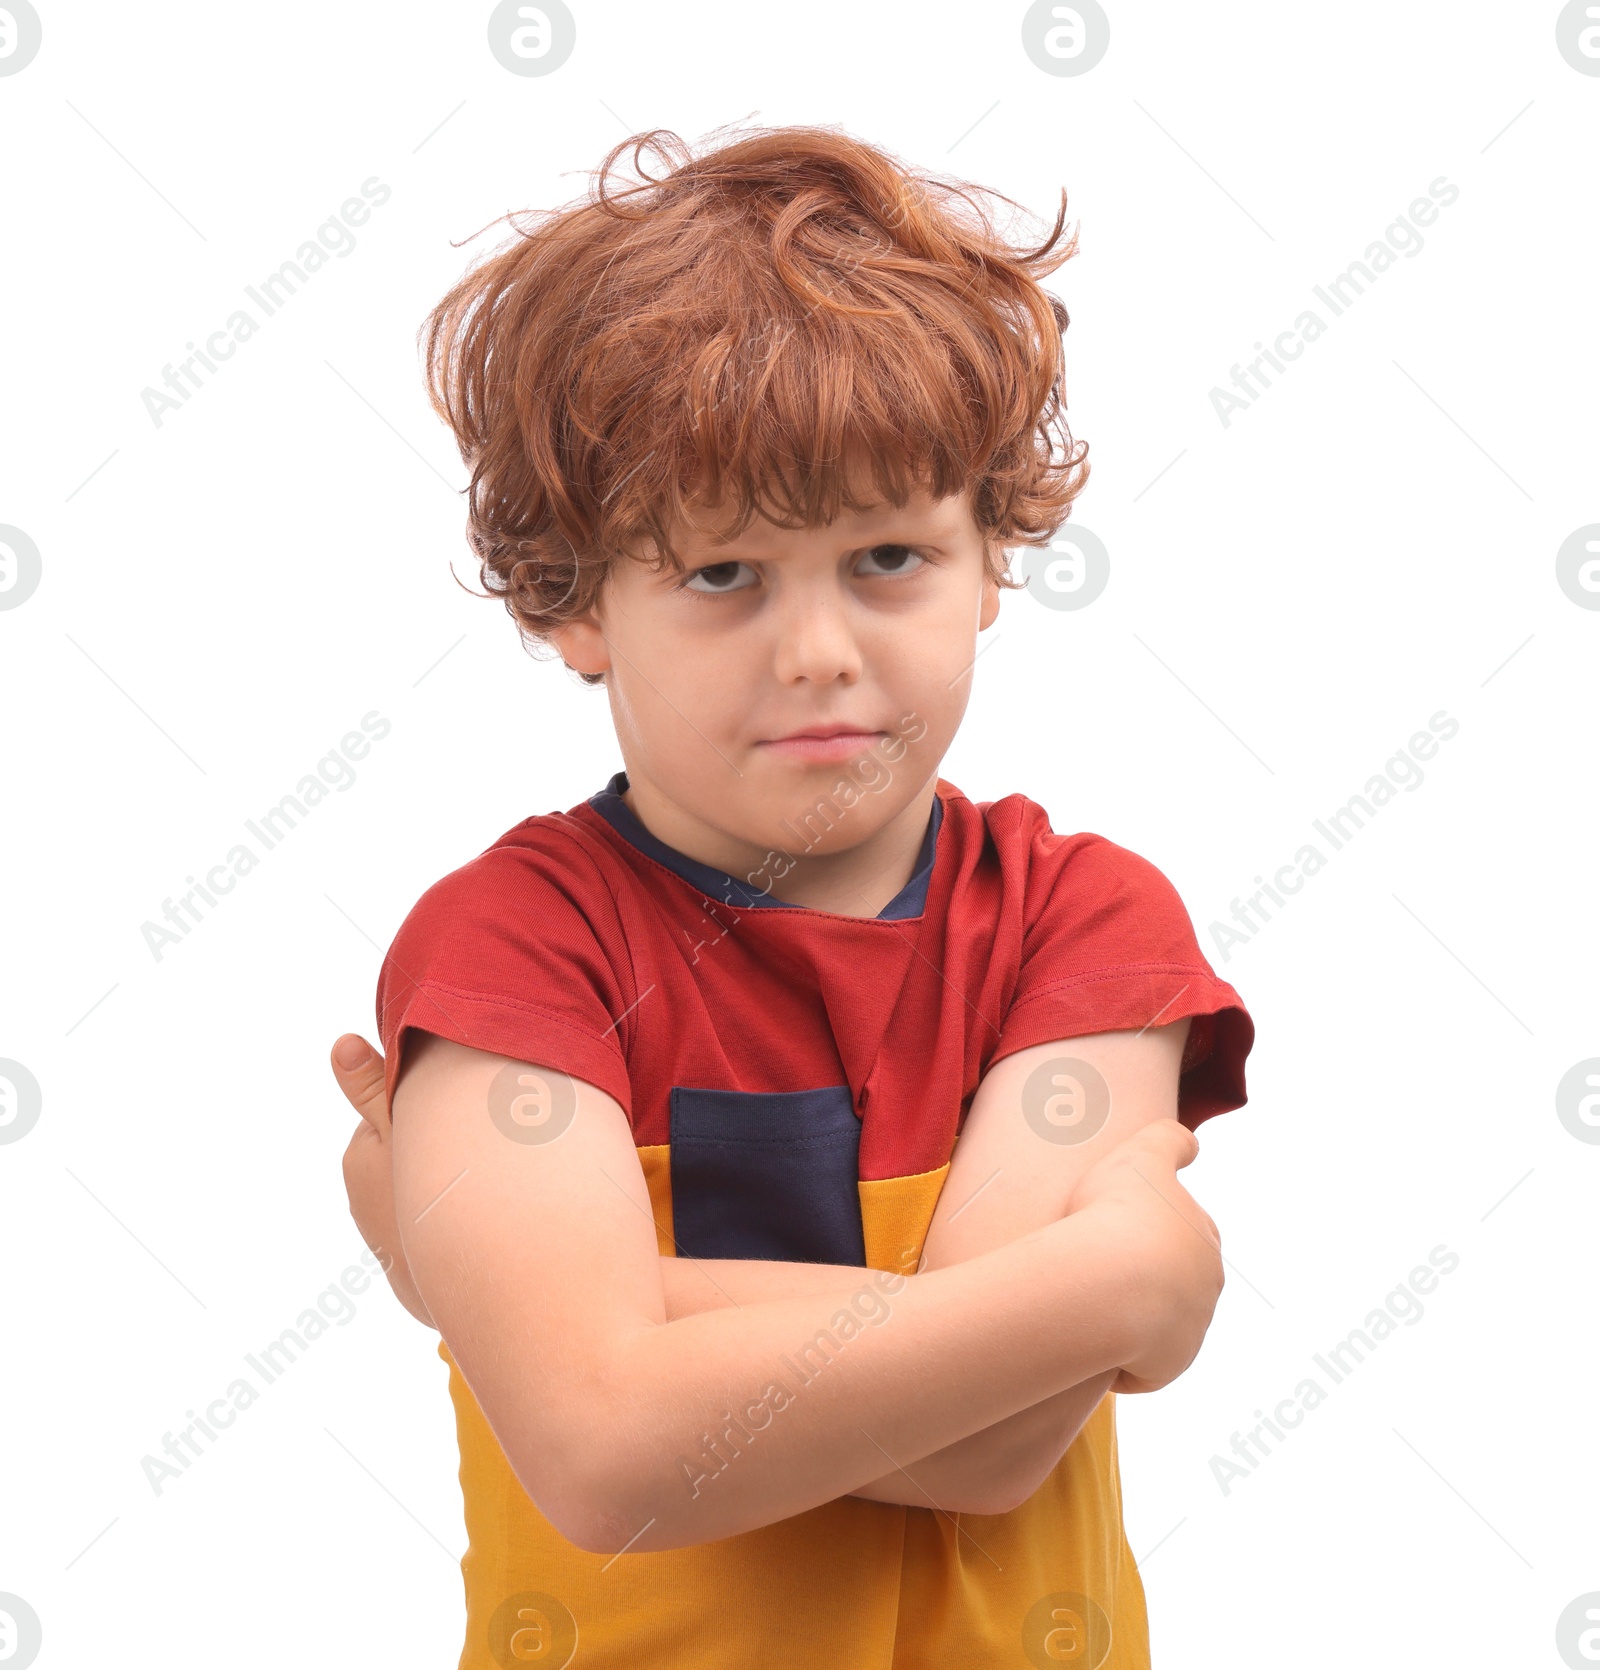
[
  {"xmin": 601, "ymin": 588, "xmax": 718, "ymax": 713},
  {"xmin": 619, "ymin": 644, "xmax": 732, "ymax": 743},
  {"xmin": 883, "ymin": 609, "xmax": 978, "ymax": 695}
]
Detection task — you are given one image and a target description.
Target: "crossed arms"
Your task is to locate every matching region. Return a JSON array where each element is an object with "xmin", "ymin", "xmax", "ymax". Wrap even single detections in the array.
[{"xmin": 337, "ymin": 1017, "xmax": 1223, "ymax": 1552}]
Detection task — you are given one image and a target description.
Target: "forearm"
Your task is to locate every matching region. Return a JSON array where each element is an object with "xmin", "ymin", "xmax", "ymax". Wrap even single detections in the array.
[
  {"xmin": 849, "ymin": 1160, "xmax": 1110, "ymax": 1510},
  {"xmin": 659, "ymin": 1251, "xmax": 1118, "ymax": 1514},
  {"xmin": 846, "ymin": 1371, "xmax": 1116, "ymax": 1510},
  {"xmin": 363, "ymin": 1192, "xmax": 1092, "ymax": 1509},
  {"xmin": 659, "ymin": 1255, "xmax": 870, "ymax": 1315},
  {"xmin": 376, "ymin": 1220, "xmax": 1119, "ymax": 1518},
  {"xmin": 540, "ymin": 1211, "xmax": 1135, "ymax": 1553},
  {"xmin": 386, "ymin": 1228, "xmax": 1118, "ymax": 1508}
]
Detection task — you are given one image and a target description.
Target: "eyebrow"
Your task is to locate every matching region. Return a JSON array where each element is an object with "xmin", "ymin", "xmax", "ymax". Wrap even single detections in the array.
[{"xmin": 685, "ymin": 520, "xmax": 954, "ymax": 559}]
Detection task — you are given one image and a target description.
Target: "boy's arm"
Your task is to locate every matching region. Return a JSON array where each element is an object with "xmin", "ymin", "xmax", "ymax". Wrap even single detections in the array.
[
  {"xmin": 385, "ymin": 1028, "xmax": 1215, "ymax": 1555},
  {"xmin": 337, "ymin": 1039, "xmax": 881, "ymax": 1334},
  {"xmin": 846, "ymin": 1020, "xmax": 1193, "ymax": 1509},
  {"xmin": 335, "ymin": 1023, "xmax": 1201, "ymax": 1515},
  {"xmin": 660, "ymin": 1021, "xmax": 1195, "ymax": 1515},
  {"xmin": 656, "ymin": 1259, "xmax": 1115, "ymax": 1515},
  {"xmin": 336, "ymin": 1136, "xmax": 1097, "ymax": 1519}
]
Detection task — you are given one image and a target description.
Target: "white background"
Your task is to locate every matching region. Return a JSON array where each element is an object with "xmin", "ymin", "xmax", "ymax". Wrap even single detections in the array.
[{"xmin": 2, "ymin": 2, "xmax": 1596, "ymax": 1665}]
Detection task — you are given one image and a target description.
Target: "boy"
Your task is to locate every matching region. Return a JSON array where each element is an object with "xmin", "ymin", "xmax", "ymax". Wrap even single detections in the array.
[{"xmin": 335, "ymin": 124, "xmax": 1253, "ymax": 1668}]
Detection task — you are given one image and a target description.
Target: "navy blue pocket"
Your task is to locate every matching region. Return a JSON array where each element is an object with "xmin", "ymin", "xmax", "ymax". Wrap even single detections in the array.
[{"xmin": 668, "ymin": 1085, "xmax": 866, "ymax": 1266}]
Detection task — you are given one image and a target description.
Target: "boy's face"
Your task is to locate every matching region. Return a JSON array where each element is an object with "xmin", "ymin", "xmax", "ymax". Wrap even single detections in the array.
[{"xmin": 551, "ymin": 481, "xmax": 1002, "ymax": 879}]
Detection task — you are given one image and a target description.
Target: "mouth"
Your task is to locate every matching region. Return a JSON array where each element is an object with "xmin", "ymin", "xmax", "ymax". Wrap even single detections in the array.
[{"xmin": 756, "ymin": 726, "xmax": 888, "ymax": 763}]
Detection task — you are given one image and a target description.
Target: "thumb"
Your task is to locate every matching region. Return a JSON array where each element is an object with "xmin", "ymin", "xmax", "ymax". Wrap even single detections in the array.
[
  {"xmin": 1122, "ymin": 1117, "xmax": 1200, "ymax": 1175},
  {"xmin": 330, "ymin": 1034, "xmax": 392, "ymax": 1139},
  {"xmin": 1166, "ymin": 1120, "xmax": 1201, "ymax": 1171}
]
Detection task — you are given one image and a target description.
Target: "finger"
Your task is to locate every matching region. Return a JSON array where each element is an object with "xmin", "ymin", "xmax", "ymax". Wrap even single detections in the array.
[
  {"xmin": 1147, "ymin": 1119, "xmax": 1199, "ymax": 1172},
  {"xmin": 341, "ymin": 1124, "xmax": 383, "ymax": 1194},
  {"xmin": 1169, "ymin": 1122, "xmax": 1200, "ymax": 1169},
  {"xmin": 331, "ymin": 1034, "xmax": 392, "ymax": 1138},
  {"xmin": 1118, "ymin": 1118, "xmax": 1199, "ymax": 1173}
]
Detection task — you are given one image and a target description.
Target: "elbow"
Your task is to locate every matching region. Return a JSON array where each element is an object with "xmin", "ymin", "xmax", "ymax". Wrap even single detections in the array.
[
  {"xmin": 542, "ymin": 1477, "xmax": 692, "ymax": 1558},
  {"xmin": 524, "ymin": 1463, "xmax": 637, "ymax": 1557},
  {"xmin": 503, "ymin": 1347, "xmax": 688, "ymax": 1555},
  {"xmin": 943, "ymin": 1474, "xmax": 1042, "ymax": 1517},
  {"xmin": 949, "ymin": 1445, "xmax": 1065, "ymax": 1517},
  {"xmin": 536, "ymin": 1447, "xmax": 728, "ymax": 1554},
  {"xmin": 546, "ymin": 1503, "xmax": 632, "ymax": 1559},
  {"xmin": 509, "ymin": 1427, "xmax": 672, "ymax": 1557}
]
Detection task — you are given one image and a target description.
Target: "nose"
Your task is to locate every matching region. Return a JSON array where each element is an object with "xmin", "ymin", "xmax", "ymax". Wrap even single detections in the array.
[{"xmin": 769, "ymin": 579, "xmax": 864, "ymax": 685}]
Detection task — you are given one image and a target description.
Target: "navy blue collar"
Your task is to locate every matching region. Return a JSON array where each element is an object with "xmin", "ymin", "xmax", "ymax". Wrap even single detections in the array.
[{"xmin": 586, "ymin": 771, "xmax": 942, "ymax": 920}]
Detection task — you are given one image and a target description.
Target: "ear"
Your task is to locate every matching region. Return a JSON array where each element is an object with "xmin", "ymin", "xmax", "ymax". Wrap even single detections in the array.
[
  {"xmin": 548, "ymin": 614, "xmax": 610, "ymax": 676},
  {"xmin": 978, "ymin": 547, "xmax": 1003, "ymax": 631}
]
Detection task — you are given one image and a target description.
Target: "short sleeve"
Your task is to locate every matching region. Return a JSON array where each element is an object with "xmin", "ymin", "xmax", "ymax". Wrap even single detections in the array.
[
  {"xmin": 989, "ymin": 828, "xmax": 1254, "ymax": 1130},
  {"xmin": 375, "ymin": 836, "xmax": 635, "ymax": 1118}
]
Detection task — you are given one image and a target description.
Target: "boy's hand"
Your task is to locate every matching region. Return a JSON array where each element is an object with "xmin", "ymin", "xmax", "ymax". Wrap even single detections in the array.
[
  {"xmin": 333, "ymin": 1034, "xmax": 436, "ymax": 1328},
  {"xmin": 1065, "ymin": 1120, "xmax": 1223, "ymax": 1396}
]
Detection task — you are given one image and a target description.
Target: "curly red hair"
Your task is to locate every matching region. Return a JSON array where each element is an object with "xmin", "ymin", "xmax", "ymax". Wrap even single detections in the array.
[{"xmin": 421, "ymin": 121, "xmax": 1088, "ymax": 683}]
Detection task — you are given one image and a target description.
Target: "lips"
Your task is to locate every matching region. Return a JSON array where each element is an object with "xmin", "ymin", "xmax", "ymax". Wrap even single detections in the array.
[
  {"xmin": 767, "ymin": 726, "xmax": 879, "ymax": 743},
  {"xmin": 757, "ymin": 726, "xmax": 887, "ymax": 762}
]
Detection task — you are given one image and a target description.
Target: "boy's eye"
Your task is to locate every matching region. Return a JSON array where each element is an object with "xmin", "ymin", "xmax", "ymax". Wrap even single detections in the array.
[
  {"xmin": 680, "ymin": 560, "xmax": 758, "ymax": 595},
  {"xmin": 855, "ymin": 543, "xmax": 927, "ymax": 577}
]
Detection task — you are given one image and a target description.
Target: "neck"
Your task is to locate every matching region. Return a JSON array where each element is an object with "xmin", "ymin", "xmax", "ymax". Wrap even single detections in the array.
[{"xmin": 620, "ymin": 771, "xmax": 939, "ymax": 919}]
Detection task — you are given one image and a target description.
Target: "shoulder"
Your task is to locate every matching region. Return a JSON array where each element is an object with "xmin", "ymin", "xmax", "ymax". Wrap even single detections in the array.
[
  {"xmin": 376, "ymin": 808, "xmax": 638, "ymax": 1114},
  {"xmin": 961, "ymin": 789, "xmax": 1255, "ymax": 1125},
  {"xmin": 379, "ymin": 808, "xmax": 636, "ymax": 1019},
  {"xmin": 954, "ymin": 785, "xmax": 1191, "ymax": 926},
  {"xmin": 396, "ymin": 808, "xmax": 622, "ymax": 936}
]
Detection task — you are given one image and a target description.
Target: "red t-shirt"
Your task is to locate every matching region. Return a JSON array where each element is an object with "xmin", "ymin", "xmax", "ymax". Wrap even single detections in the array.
[{"xmin": 376, "ymin": 770, "xmax": 1252, "ymax": 1267}]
